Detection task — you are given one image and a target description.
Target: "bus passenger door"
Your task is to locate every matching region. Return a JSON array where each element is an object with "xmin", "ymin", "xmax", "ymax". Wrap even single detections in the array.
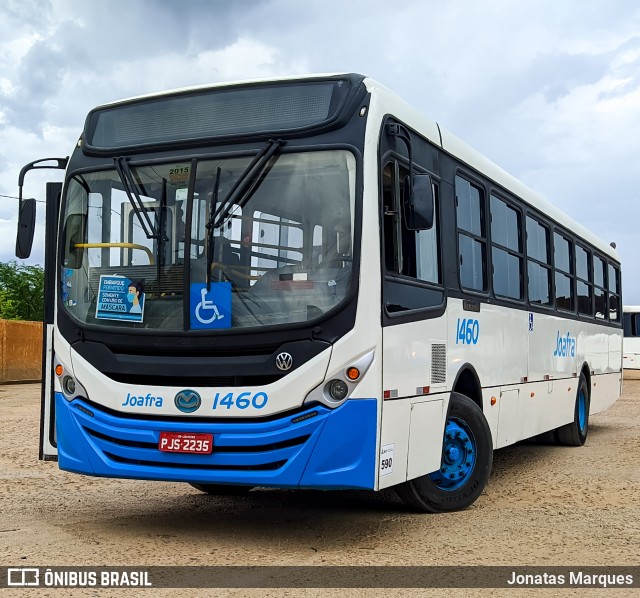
[
  {"xmin": 378, "ymin": 158, "xmax": 447, "ymax": 487},
  {"xmin": 40, "ymin": 182, "xmax": 61, "ymax": 460}
]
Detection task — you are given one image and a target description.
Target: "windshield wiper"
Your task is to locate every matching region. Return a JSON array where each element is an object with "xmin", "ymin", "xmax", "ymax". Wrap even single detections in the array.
[
  {"xmin": 207, "ymin": 139, "xmax": 285, "ymax": 232},
  {"xmin": 204, "ymin": 138, "xmax": 285, "ymax": 289},
  {"xmin": 114, "ymin": 156, "xmax": 159, "ymax": 240}
]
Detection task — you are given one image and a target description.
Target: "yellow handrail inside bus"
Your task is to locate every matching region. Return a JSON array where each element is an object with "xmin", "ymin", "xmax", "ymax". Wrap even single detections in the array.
[{"xmin": 74, "ymin": 243, "xmax": 155, "ymax": 265}]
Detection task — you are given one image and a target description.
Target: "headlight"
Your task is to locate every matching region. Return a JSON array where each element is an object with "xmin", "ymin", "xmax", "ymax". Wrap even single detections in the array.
[
  {"xmin": 62, "ymin": 375, "xmax": 76, "ymax": 396},
  {"xmin": 54, "ymin": 355, "xmax": 88, "ymax": 402},
  {"xmin": 327, "ymin": 379, "xmax": 349, "ymax": 402},
  {"xmin": 303, "ymin": 350, "xmax": 375, "ymax": 409}
]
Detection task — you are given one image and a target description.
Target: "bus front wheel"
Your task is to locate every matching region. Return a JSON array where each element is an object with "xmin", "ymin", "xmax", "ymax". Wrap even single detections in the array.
[{"xmin": 395, "ymin": 393, "xmax": 493, "ymax": 513}]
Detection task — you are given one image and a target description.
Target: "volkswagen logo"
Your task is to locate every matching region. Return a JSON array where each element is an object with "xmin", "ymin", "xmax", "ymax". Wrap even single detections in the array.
[
  {"xmin": 275, "ymin": 352, "xmax": 293, "ymax": 371},
  {"xmin": 174, "ymin": 389, "xmax": 201, "ymax": 413}
]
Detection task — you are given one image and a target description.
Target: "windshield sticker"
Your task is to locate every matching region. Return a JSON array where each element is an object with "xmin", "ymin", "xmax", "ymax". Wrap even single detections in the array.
[
  {"xmin": 168, "ymin": 165, "xmax": 190, "ymax": 188},
  {"xmin": 96, "ymin": 275, "xmax": 145, "ymax": 323},
  {"xmin": 190, "ymin": 282, "xmax": 231, "ymax": 329}
]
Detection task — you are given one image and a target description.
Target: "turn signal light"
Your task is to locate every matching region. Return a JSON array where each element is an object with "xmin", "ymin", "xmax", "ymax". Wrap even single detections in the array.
[
  {"xmin": 346, "ymin": 367, "xmax": 360, "ymax": 381},
  {"xmin": 55, "ymin": 364, "xmax": 64, "ymax": 377}
]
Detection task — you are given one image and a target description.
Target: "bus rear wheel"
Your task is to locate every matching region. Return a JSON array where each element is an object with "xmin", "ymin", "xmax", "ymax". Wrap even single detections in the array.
[
  {"xmin": 395, "ymin": 393, "xmax": 493, "ymax": 513},
  {"xmin": 189, "ymin": 483, "xmax": 254, "ymax": 495},
  {"xmin": 555, "ymin": 373, "xmax": 590, "ymax": 446}
]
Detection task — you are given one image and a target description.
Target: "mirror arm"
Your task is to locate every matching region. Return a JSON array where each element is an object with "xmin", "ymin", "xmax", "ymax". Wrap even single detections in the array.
[{"xmin": 17, "ymin": 157, "xmax": 69, "ymax": 206}]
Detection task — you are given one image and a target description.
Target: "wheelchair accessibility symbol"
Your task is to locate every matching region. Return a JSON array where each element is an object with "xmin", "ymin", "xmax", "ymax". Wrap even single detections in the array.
[
  {"xmin": 196, "ymin": 287, "xmax": 224, "ymax": 323},
  {"xmin": 190, "ymin": 282, "xmax": 232, "ymax": 329}
]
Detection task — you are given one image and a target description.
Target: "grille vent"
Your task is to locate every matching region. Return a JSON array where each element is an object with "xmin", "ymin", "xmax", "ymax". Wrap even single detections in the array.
[{"xmin": 431, "ymin": 343, "xmax": 447, "ymax": 384}]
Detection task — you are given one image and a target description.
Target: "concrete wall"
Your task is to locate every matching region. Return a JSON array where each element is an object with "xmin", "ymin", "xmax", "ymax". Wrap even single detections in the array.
[{"xmin": 0, "ymin": 319, "xmax": 42, "ymax": 383}]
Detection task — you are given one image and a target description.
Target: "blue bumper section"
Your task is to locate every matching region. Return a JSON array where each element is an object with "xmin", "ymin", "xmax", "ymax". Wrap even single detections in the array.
[{"xmin": 55, "ymin": 393, "xmax": 377, "ymax": 490}]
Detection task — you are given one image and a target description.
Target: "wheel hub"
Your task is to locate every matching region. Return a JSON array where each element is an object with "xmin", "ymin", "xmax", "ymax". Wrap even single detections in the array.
[{"xmin": 429, "ymin": 418, "xmax": 477, "ymax": 490}]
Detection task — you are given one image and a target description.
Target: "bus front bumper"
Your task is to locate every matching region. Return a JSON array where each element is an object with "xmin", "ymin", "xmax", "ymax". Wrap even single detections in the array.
[{"xmin": 55, "ymin": 393, "xmax": 377, "ymax": 490}]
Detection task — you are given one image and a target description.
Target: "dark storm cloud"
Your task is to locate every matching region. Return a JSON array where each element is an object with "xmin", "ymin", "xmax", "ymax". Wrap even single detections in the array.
[
  {"xmin": 0, "ymin": 0, "xmax": 272, "ymax": 134},
  {"xmin": 3, "ymin": 38, "xmax": 68, "ymax": 132}
]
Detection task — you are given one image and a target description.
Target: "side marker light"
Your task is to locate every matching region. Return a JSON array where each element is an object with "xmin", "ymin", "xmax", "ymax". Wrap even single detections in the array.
[{"xmin": 346, "ymin": 367, "xmax": 360, "ymax": 381}]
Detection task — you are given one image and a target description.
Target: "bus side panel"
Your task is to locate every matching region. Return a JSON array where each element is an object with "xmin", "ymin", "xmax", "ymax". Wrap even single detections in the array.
[
  {"xmin": 39, "ymin": 182, "xmax": 62, "ymax": 461},
  {"xmin": 39, "ymin": 323, "xmax": 57, "ymax": 459},
  {"xmin": 609, "ymin": 328, "xmax": 623, "ymax": 372},
  {"xmin": 377, "ymin": 399, "xmax": 411, "ymax": 489},
  {"xmin": 590, "ymin": 372, "xmax": 622, "ymax": 414},
  {"xmin": 406, "ymin": 397, "xmax": 445, "ymax": 480},
  {"xmin": 580, "ymin": 324, "xmax": 610, "ymax": 375},
  {"xmin": 377, "ymin": 396, "xmax": 446, "ymax": 490},
  {"xmin": 448, "ymin": 301, "xmax": 528, "ymax": 389},
  {"xmin": 380, "ymin": 316, "xmax": 448, "ymax": 489},
  {"xmin": 495, "ymin": 388, "xmax": 520, "ymax": 448}
]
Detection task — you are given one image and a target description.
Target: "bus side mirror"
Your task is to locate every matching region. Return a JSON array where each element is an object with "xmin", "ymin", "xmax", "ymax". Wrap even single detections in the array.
[
  {"xmin": 403, "ymin": 173, "xmax": 434, "ymax": 231},
  {"xmin": 15, "ymin": 198, "xmax": 36, "ymax": 259}
]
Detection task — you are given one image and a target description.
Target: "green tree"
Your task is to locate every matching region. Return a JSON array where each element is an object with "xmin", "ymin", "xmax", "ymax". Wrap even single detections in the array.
[{"xmin": 0, "ymin": 261, "xmax": 45, "ymax": 321}]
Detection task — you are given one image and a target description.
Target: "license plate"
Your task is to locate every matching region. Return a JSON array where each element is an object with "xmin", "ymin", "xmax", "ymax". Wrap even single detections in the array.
[{"xmin": 158, "ymin": 432, "xmax": 213, "ymax": 454}]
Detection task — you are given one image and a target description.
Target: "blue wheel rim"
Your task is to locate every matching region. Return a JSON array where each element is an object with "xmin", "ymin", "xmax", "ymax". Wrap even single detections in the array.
[
  {"xmin": 429, "ymin": 417, "xmax": 477, "ymax": 491},
  {"xmin": 577, "ymin": 387, "xmax": 587, "ymax": 434}
]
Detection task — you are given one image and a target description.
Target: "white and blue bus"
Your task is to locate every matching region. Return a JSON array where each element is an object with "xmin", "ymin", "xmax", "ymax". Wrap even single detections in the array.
[
  {"xmin": 623, "ymin": 306, "xmax": 640, "ymax": 370},
  {"xmin": 16, "ymin": 74, "xmax": 623, "ymax": 512}
]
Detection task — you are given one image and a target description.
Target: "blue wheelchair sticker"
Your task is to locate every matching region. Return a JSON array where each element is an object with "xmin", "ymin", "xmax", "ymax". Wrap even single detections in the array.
[{"xmin": 190, "ymin": 282, "xmax": 232, "ymax": 329}]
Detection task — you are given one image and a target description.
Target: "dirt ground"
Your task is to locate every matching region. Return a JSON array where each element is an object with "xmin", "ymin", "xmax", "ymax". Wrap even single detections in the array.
[{"xmin": 1, "ymin": 377, "xmax": 639, "ymax": 597}]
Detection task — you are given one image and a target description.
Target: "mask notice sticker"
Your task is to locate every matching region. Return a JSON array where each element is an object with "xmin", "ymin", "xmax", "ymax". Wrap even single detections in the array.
[{"xmin": 95, "ymin": 275, "xmax": 145, "ymax": 323}]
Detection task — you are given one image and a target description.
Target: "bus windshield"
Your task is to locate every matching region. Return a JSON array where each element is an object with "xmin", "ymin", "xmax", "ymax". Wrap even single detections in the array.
[{"xmin": 60, "ymin": 150, "xmax": 356, "ymax": 331}]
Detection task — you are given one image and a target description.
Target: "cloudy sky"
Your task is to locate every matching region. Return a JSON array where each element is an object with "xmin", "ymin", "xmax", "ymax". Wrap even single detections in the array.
[{"xmin": 1, "ymin": 0, "xmax": 639, "ymax": 301}]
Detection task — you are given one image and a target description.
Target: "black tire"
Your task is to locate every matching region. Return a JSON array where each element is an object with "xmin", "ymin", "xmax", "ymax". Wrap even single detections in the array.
[
  {"xmin": 534, "ymin": 430, "xmax": 558, "ymax": 445},
  {"xmin": 189, "ymin": 483, "xmax": 254, "ymax": 495},
  {"xmin": 555, "ymin": 373, "xmax": 590, "ymax": 446},
  {"xmin": 395, "ymin": 393, "xmax": 493, "ymax": 513}
]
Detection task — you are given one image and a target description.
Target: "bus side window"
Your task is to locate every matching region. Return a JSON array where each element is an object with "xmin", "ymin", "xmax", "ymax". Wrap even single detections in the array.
[
  {"xmin": 382, "ymin": 163, "xmax": 400, "ymax": 272},
  {"xmin": 382, "ymin": 161, "xmax": 440, "ymax": 284},
  {"xmin": 594, "ymin": 256, "xmax": 607, "ymax": 319},
  {"xmin": 490, "ymin": 194, "xmax": 523, "ymax": 301},
  {"xmin": 526, "ymin": 216, "xmax": 552, "ymax": 306},
  {"xmin": 455, "ymin": 175, "xmax": 486, "ymax": 292},
  {"xmin": 576, "ymin": 244, "xmax": 592, "ymax": 316},
  {"xmin": 608, "ymin": 263, "xmax": 621, "ymax": 322}
]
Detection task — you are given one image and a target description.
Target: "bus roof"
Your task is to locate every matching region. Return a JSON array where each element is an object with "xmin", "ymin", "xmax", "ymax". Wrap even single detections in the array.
[{"xmin": 92, "ymin": 72, "xmax": 351, "ymax": 108}]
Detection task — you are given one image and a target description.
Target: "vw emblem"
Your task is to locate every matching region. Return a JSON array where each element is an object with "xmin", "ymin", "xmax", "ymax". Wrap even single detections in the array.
[
  {"xmin": 275, "ymin": 352, "xmax": 293, "ymax": 371},
  {"xmin": 174, "ymin": 389, "xmax": 201, "ymax": 413}
]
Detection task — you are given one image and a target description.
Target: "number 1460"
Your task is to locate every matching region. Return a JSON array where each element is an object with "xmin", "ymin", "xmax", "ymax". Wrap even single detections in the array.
[{"xmin": 456, "ymin": 318, "xmax": 480, "ymax": 345}]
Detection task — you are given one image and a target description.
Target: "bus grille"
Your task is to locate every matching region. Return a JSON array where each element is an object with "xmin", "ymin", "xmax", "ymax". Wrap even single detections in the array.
[
  {"xmin": 70, "ymin": 399, "xmax": 327, "ymax": 475},
  {"xmin": 431, "ymin": 343, "xmax": 447, "ymax": 384}
]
